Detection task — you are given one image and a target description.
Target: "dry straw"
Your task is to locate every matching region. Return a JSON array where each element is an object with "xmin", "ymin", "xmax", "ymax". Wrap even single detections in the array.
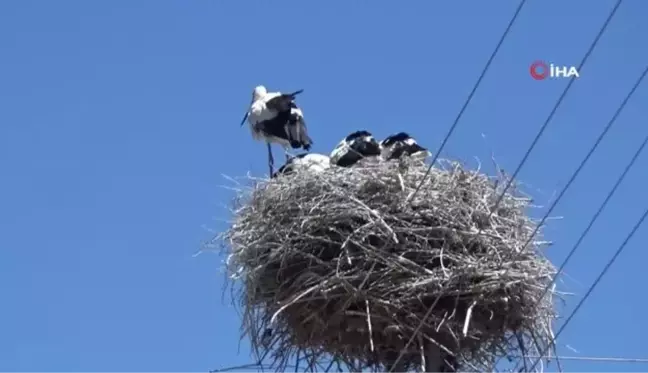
[{"xmin": 219, "ymin": 157, "xmax": 558, "ymax": 372}]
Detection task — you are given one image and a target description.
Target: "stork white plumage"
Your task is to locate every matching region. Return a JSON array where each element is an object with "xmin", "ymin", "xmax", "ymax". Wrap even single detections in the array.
[
  {"xmin": 380, "ymin": 132, "xmax": 431, "ymax": 161},
  {"xmin": 272, "ymin": 153, "xmax": 331, "ymax": 178},
  {"xmin": 329, "ymin": 130, "xmax": 382, "ymax": 167},
  {"xmin": 240, "ymin": 85, "xmax": 313, "ymax": 175}
]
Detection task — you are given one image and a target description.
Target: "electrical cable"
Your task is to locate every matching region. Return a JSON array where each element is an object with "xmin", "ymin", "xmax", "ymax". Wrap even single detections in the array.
[
  {"xmin": 469, "ymin": 0, "xmax": 623, "ymax": 231},
  {"xmin": 399, "ymin": 1, "xmax": 624, "ymax": 371},
  {"xmin": 528, "ymin": 203, "xmax": 648, "ymax": 372},
  {"xmin": 409, "ymin": 0, "xmax": 528, "ymax": 202},
  {"xmin": 527, "ymin": 62, "xmax": 648, "ymax": 317}
]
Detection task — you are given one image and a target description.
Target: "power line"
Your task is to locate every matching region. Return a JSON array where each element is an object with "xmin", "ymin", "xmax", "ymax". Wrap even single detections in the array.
[
  {"xmin": 482, "ymin": 2, "xmax": 625, "ymax": 368},
  {"xmin": 398, "ymin": 0, "xmax": 624, "ymax": 370},
  {"xmin": 389, "ymin": 3, "xmax": 528, "ymax": 371},
  {"xmin": 212, "ymin": 354, "xmax": 648, "ymax": 373},
  {"xmin": 528, "ymin": 203, "xmax": 648, "ymax": 372},
  {"xmin": 529, "ymin": 62, "xmax": 648, "ymax": 314},
  {"xmin": 428, "ymin": 18, "xmax": 625, "ymax": 367},
  {"xmin": 476, "ymin": 0, "xmax": 623, "ymax": 231},
  {"xmin": 517, "ymin": 123, "xmax": 648, "ymax": 372},
  {"xmin": 409, "ymin": 0, "xmax": 624, "ymax": 370},
  {"xmin": 489, "ymin": 20, "xmax": 627, "ymax": 371},
  {"xmin": 526, "ymin": 88, "xmax": 648, "ymax": 369},
  {"xmin": 397, "ymin": 1, "xmax": 624, "ymax": 370},
  {"xmin": 511, "ymin": 355, "xmax": 648, "ymax": 364},
  {"xmin": 408, "ymin": 0, "xmax": 528, "ymax": 202},
  {"xmin": 504, "ymin": 62, "xmax": 648, "ymax": 372}
]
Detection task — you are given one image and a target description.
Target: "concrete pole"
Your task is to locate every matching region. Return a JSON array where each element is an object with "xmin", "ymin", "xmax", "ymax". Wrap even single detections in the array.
[
  {"xmin": 386, "ymin": 361, "xmax": 407, "ymax": 373},
  {"xmin": 424, "ymin": 342, "xmax": 446, "ymax": 373},
  {"xmin": 385, "ymin": 349, "xmax": 407, "ymax": 373}
]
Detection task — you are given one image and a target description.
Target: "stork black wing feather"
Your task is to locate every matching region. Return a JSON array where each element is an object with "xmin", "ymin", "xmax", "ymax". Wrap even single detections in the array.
[
  {"xmin": 265, "ymin": 90, "xmax": 303, "ymax": 112},
  {"xmin": 381, "ymin": 132, "xmax": 412, "ymax": 146},
  {"xmin": 256, "ymin": 115, "xmax": 291, "ymax": 139},
  {"xmin": 344, "ymin": 130, "xmax": 374, "ymax": 142},
  {"xmin": 285, "ymin": 114, "xmax": 312, "ymax": 151},
  {"xmin": 265, "ymin": 96, "xmax": 289, "ymax": 112}
]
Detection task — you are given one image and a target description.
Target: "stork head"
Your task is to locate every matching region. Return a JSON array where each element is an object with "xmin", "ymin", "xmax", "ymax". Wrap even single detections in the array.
[
  {"xmin": 252, "ymin": 85, "xmax": 268, "ymax": 101},
  {"xmin": 240, "ymin": 85, "xmax": 268, "ymax": 127}
]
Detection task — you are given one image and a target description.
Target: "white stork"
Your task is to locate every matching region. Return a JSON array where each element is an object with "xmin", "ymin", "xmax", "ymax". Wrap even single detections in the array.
[
  {"xmin": 329, "ymin": 130, "xmax": 382, "ymax": 167},
  {"xmin": 240, "ymin": 85, "xmax": 313, "ymax": 175},
  {"xmin": 380, "ymin": 132, "xmax": 431, "ymax": 161},
  {"xmin": 272, "ymin": 153, "xmax": 330, "ymax": 178}
]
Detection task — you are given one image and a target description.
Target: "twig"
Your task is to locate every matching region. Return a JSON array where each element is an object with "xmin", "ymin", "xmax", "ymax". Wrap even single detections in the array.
[
  {"xmin": 462, "ymin": 300, "xmax": 477, "ymax": 337},
  {"xmin": 365, "ymin": 299, "xmax": 375, "ymax": 353},
  {"xmin": 222, "ymin": 158, "xmax": 557, "ymax": 372}
]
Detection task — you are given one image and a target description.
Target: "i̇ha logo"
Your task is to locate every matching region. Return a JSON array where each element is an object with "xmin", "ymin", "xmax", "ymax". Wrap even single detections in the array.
[{"xmin": 530, "ymin": 60, "xmax": 580, "ymax": 80}]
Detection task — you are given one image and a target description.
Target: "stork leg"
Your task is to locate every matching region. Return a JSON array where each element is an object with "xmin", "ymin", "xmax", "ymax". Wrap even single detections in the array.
[{"xmin": 267, "ymin": 143, "xmax": 275, "ymax": 176}]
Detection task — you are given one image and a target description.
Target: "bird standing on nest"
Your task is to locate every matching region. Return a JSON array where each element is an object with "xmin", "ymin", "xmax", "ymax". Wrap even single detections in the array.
[{"xmin": 240, "ymin": 85, "xmax": 313, "ymax": 175}]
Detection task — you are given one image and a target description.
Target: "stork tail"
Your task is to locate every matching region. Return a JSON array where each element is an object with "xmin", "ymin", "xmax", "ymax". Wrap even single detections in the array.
[{"xmin": 285, "ymin": 117, "xmax": 312, "ymax": 150}]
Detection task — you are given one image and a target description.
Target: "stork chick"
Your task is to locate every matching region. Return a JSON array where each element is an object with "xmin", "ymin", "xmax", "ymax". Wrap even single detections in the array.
[
  {"xmin": 272, "ymin": 153, "xmax": 330, "ymax": 178},
  {"xmin": 380, "ymin": 132, "xmax": 431, "ymax": 161},
  {"xmin": 330, "ymin": 130, "xmax": 382, "ymax": 167}
]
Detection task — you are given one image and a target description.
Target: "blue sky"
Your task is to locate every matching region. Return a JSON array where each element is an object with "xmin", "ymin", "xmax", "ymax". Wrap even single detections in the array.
[{"xmin": 1, "ymin": 0, "xmax": 647, "ymax": 371}]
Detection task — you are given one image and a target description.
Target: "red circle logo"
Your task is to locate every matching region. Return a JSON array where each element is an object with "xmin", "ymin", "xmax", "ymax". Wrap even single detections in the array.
[{"xmin": 530, "ymin": 60, "xmax": 549, "ymax": 80}]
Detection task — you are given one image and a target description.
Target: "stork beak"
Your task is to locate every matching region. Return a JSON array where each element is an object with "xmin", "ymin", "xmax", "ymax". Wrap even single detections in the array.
[
  {"xmin": 240, "ymin": 94, "xmax": 255, "ymax": 127},
  {"xmin": 239, "ymin": 112, "xmax": 249, "ymax": 127}
]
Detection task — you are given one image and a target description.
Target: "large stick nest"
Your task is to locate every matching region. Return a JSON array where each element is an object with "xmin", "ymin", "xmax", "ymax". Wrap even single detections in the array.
[{"xmin": 221, "ymin": 158, "xmax": 558, "ymax": 372}]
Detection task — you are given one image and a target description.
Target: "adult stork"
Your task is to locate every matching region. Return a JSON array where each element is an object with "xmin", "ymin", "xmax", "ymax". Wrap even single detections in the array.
[
  {"xmin": 380, "ymin": 132, "xmax": 431, "ymax": 161},
  {"xmin": 329, "ymin": 130, "xmax": 382, "ymax": 167},
  {"xmin": 272, "ymin": 153, "xmax": 331, "ymax": 178},
  {"xmin": 240, "ymin": 85, "xmax": 313, "ymax": 175}
]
